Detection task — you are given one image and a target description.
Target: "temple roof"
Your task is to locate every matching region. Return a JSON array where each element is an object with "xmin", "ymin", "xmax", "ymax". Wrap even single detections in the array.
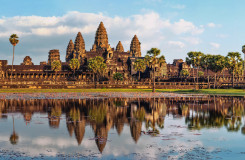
[
  {"xmin": 93, "ymin": 22, "xmax": 109, "ymax": 50},
  {"xmin": 74, "ymin": 32, "xmax": 85, "ymax": 52},
  {"xmin": 116, "ymin": 41, "xmax": 124, "ymax": 52},
  {"xmin": 130, "ymin": 35, "xmax": 141, "ymax": 57}
]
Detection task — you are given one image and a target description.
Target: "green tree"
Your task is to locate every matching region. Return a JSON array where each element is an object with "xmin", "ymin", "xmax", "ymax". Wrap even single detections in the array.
[
  {"xmin": 9, "ymin": 34, "xmax": 19, "ymax": 84},
  {"xmin": 186, "ymin": 51, "xmax": 204, "ymax": 89},
  {"xmin": 180, "ymin": 69, "xmax": 189, "ymax": 77},
  {"xmin": 226, "ymin": 52, "xmax": 243, "ymax": 88},
  {"xmin": 180, "ymin": 69, "xmax": 189, "ymax": 81},
  {"xmin": 69, "ymin": 58, "xmax": 80, "ymax": 78},
  {"xmin": 145, "ymin": 48, "xmax": 165, "ymax": 92},
  {"xmin": 198, "ymin": 71, "xmax": 204, "ymax": 77},
  {"xmin": 113, "ymin": 72, "xmax": 123, "ymax": 83},
  {"xmin": 88, "ymin": 56, "xmax": 107, "ymax": 82},
  {"xmin": 209, "ymin": 55, "xmax": 226, "ymax": 88},
  {"xmin": 133, "ymin": 59, "xmax": 146, "ymax": 80},
  {"xmin": 51, "ymin": 60, "xmax": 62, "ymax": 81},
  {"xmin": 200, "ymin": 54, "xmax": 213, "ymax": 88}
]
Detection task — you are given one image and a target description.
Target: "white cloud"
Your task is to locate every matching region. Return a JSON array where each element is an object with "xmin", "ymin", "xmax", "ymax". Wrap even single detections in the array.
[
  {"xmin": 168, "ymin": 41, "xmax": 185, "ymax": 48},
  {"xmin": 171, "ymin": 19, "xmax": 204, "ymax": 35},
  {"xmin": 210, "ymin": 42, "xmax": 220, "ymax": 49},
  {"xmin": 170, "ymin": 4, "xmax": 186, "ymax": 9},
  {"xmin": 216, "ymin": 34, "xmax": 228, "ymax": 38},
  {"xmin": 181, "ymin": 37, "xmax": 201, "ymax": 45},
  {"xmin": 207, "ymin": 22, "xmax": 222, "ymax": 28},
  {"xmin": 207, "ymin": 23, "xmax": 216, "ymax": 28},
  {"xmin": 0, "ymin": 11, "xmax": 204, "ymax": 38}
]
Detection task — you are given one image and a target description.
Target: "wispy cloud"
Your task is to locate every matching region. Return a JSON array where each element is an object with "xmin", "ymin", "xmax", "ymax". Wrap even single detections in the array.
[
  {"xmin": 168, "ymin": 41, "xmax": 185, "ymax": 48},
  {"xmin": 207, "ymin": 22, "xmax": 222, "ymax": 28},
  {"xmin": 210, "ymin": 42, "xmax": 220, "ymax": 49}
]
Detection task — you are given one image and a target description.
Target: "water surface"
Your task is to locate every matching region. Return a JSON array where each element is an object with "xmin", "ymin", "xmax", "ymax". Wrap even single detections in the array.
[{"xmin": 0, "ymin": 95, "xmax": 245, "ymax": 159}]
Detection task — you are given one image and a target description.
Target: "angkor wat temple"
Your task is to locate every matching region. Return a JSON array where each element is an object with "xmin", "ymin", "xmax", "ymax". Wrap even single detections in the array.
[
  {"xmin": 0, "ymin": 22, "xmax": 169, "ymax": 82},
  {"xmin": 0, "ymin": 22, "xmax": 244, "ymax": 88}
]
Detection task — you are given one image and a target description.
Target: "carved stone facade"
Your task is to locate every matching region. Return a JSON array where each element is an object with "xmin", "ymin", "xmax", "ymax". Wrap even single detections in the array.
[
  {"xmin": 92, "ymin": 22, "xmax": 109, "ymax": 51},
  {"xmin": 21, "ymin": 56, "xmax": 34, "ymax": 65},
  {"xmin": 48, "ymin": 49, "xmax": 61, "ymax": 65},
  {"xmin": 130, "ymin": 35, "xmax": 141, "ymax": 57},
  {"xmin": 66, "ymin": 40, "xmax": 74, "ymax": 62},
  {"xmin": 116, "ymin": 41, "xmax": 124, "ymax": 52}
]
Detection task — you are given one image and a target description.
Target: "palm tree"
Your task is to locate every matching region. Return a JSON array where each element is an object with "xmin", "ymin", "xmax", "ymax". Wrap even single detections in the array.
[
  {"xmin": 209, "ymin": 55, "xmax": 226, "ymax": 89},
  {"xmin": 133, "ymin": 59, "xmax": 146, "ymax": 80},
  {"xmin": 88, "ymin": 56, "xmax": 107, "ymax": 87},
  {"xmin": 69, "ymin": 58, "xmax": 80, "ymax": 79},
  {"xmin": 145, "ymin": 48, "xmax": 165, "ymax": 92},
  {"xmin": 200, "ymin": 54, "xmax": 212, "ymax": 88},
  {"xmin": 242, "ymin": 45, "xmax": 245, "ymax": 78},
  {"xmin": 113, "ymin": 72, "xmax": 123, "ymax": 84},
  {"xmin": 9, "ymin": 34, "xmax": 19, "ymax": 84},
  {"xmin": 226, "ymin": 52, "xmax": 243, "ymax": 88},
  {"xmin": 51, "ymin": 60, "xmax": 62, "ymax": 82},
  {"xmin": 180, "ymin": 69, "xmax": 189, "ymax": 81},
  {"xmin": 186, "ymin": 51, "xmax": 204, "ymax": 89}
]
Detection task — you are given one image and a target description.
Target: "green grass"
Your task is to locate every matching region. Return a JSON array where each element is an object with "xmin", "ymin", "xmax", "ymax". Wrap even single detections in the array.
[{"xmin": 0, "ymin": 88, "xmax": 244, "ymax": 96}]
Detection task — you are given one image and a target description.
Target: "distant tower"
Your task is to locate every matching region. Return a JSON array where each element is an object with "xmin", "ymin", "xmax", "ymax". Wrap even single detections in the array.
[
  {"xmin": 92, "ymin": 22, "xmax": 109, "ymax": 51},
  {"xmin": 21, "ymin": 56, "xmax": 34, "ymax": 65},
  {"xmin": 116, "ymin": 41, "xmax": 124, "ymax": 52},
  {"xmin": 48, "ymin": 49, "xmax": 61, "ymax": 65},
  {"xmin": 130, "ymin": 35, "xmax": 141, "ymax": 57},
  {"xmin": 74, "ymin": 32, "xmax": 86, "ymax": 60},
  {"xmin": 66, "ymin": 40, "xmax": 74, "ymax": 62}
]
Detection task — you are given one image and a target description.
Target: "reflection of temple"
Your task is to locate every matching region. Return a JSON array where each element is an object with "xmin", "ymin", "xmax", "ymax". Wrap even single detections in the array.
[{"xmin": 1, "ymin": 97, "xmax": 245, "ymax": 152}]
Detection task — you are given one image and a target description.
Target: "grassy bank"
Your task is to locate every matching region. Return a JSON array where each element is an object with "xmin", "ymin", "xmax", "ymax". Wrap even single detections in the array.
[{"xmin": 0, "ymin": 88, "xmax": 244, "ymax": 96}]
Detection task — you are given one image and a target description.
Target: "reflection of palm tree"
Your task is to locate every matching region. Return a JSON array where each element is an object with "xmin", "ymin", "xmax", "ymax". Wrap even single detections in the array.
[
  {"xmin": 10, "ymin": 116, "xmax": 19, "ymax": 145},
  {"xmin": 242, "ymin": 106, "xmax": 245, "ymax": 135},
  {"xmin": 49, "ymin": 106, "xmax": 62, "ymax": 129},
  {"xmin": 225, "ymin": 102, "xmax": 243, "ymax": 132}
]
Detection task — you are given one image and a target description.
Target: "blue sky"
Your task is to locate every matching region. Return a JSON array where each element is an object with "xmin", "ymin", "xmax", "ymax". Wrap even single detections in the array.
[{"xmin": 0, "ymin": 0, "xmax": 244, "ymax": 64}]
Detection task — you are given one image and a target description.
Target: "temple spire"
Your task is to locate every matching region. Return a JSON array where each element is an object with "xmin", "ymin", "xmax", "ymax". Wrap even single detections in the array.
[
  {"xmin": 74, "ymin": 32, "xmax": 85, "ymax": 53},
  {"xmin": 66, "ymin": 39, "xmax": 74, "ymax": 62},
  {"xmin": 130, "ymin": 35, "xmax": 141, "ymax": 57},
  {"xmin": 116, "ymin": 41, "xmax": 124, "ymax": 52},
  {"xmin": 92, "ymin": 22, "xmax": 109, "ymax": 51}
]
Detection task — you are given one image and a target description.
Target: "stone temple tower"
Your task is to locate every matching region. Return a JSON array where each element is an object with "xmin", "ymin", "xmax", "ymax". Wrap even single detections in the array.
[
  {"xmin": 116, "ymin": 41, "xmax": 124, "ymax": 52},
  {"xmin": 130, "ymin": 35, "xmax": 141, "ymax": 57},
  {"xmin": 66, "ymin": 40, "xmax": 74, "ymax": 62},
  {"xmin": 92, "ymin": 22, "xmax": 109, "ymax": 51},
  {"xmin": 48, "ymin": 49, "xmax": 61, "ymax": 65},
  {"xmin": 74, "ymin": 32, "xmax": 86, "ymax": 60}
]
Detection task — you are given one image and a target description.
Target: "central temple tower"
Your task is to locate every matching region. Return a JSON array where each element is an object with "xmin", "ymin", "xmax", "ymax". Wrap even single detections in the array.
[{"xmin": 92, "ymin": 22, "xmax": 109, "ymax": 51}]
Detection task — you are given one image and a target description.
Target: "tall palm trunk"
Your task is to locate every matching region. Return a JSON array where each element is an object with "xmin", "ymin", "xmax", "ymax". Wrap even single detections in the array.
[
  {"xmin": 232, "ymin": 70, "xmax": 234, "ymax": 88},
  {"xmin": 207, "ymin": 69, "xmax": 210, "ymax": 89},
  {"xmin": 196, "ymin": 67, "xmax": 199, "ymax": 90},
  {"xmin": 193, "ymin": 68, "xmax": 195, "ymax": 83},
  {"xmin": 11, "ymin": 46, "xmax": 15, "ymax": 85},
  {"xmin": 214, "ymin": 74, "xmax": 216, "ymax": 89},
  {"xmin": 138, "ymin": 71, "xmax": 141, "ymax": 81},
  {"xmin": 55, "ymin": 71, "xmax": 57, "ymax": 84},
  {"xmin": 153, "ymin": 66, "xmax": 155, "ymax": 93},
  {"xmin": 73, "ymin": 69, "xmax": 75, "ymax": 79}
]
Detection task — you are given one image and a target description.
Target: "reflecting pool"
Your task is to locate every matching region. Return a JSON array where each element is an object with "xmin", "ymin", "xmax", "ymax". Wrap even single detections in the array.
[{"xmin": 0, "ymin": 95, "xmax": 245, "ymax": 159}]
